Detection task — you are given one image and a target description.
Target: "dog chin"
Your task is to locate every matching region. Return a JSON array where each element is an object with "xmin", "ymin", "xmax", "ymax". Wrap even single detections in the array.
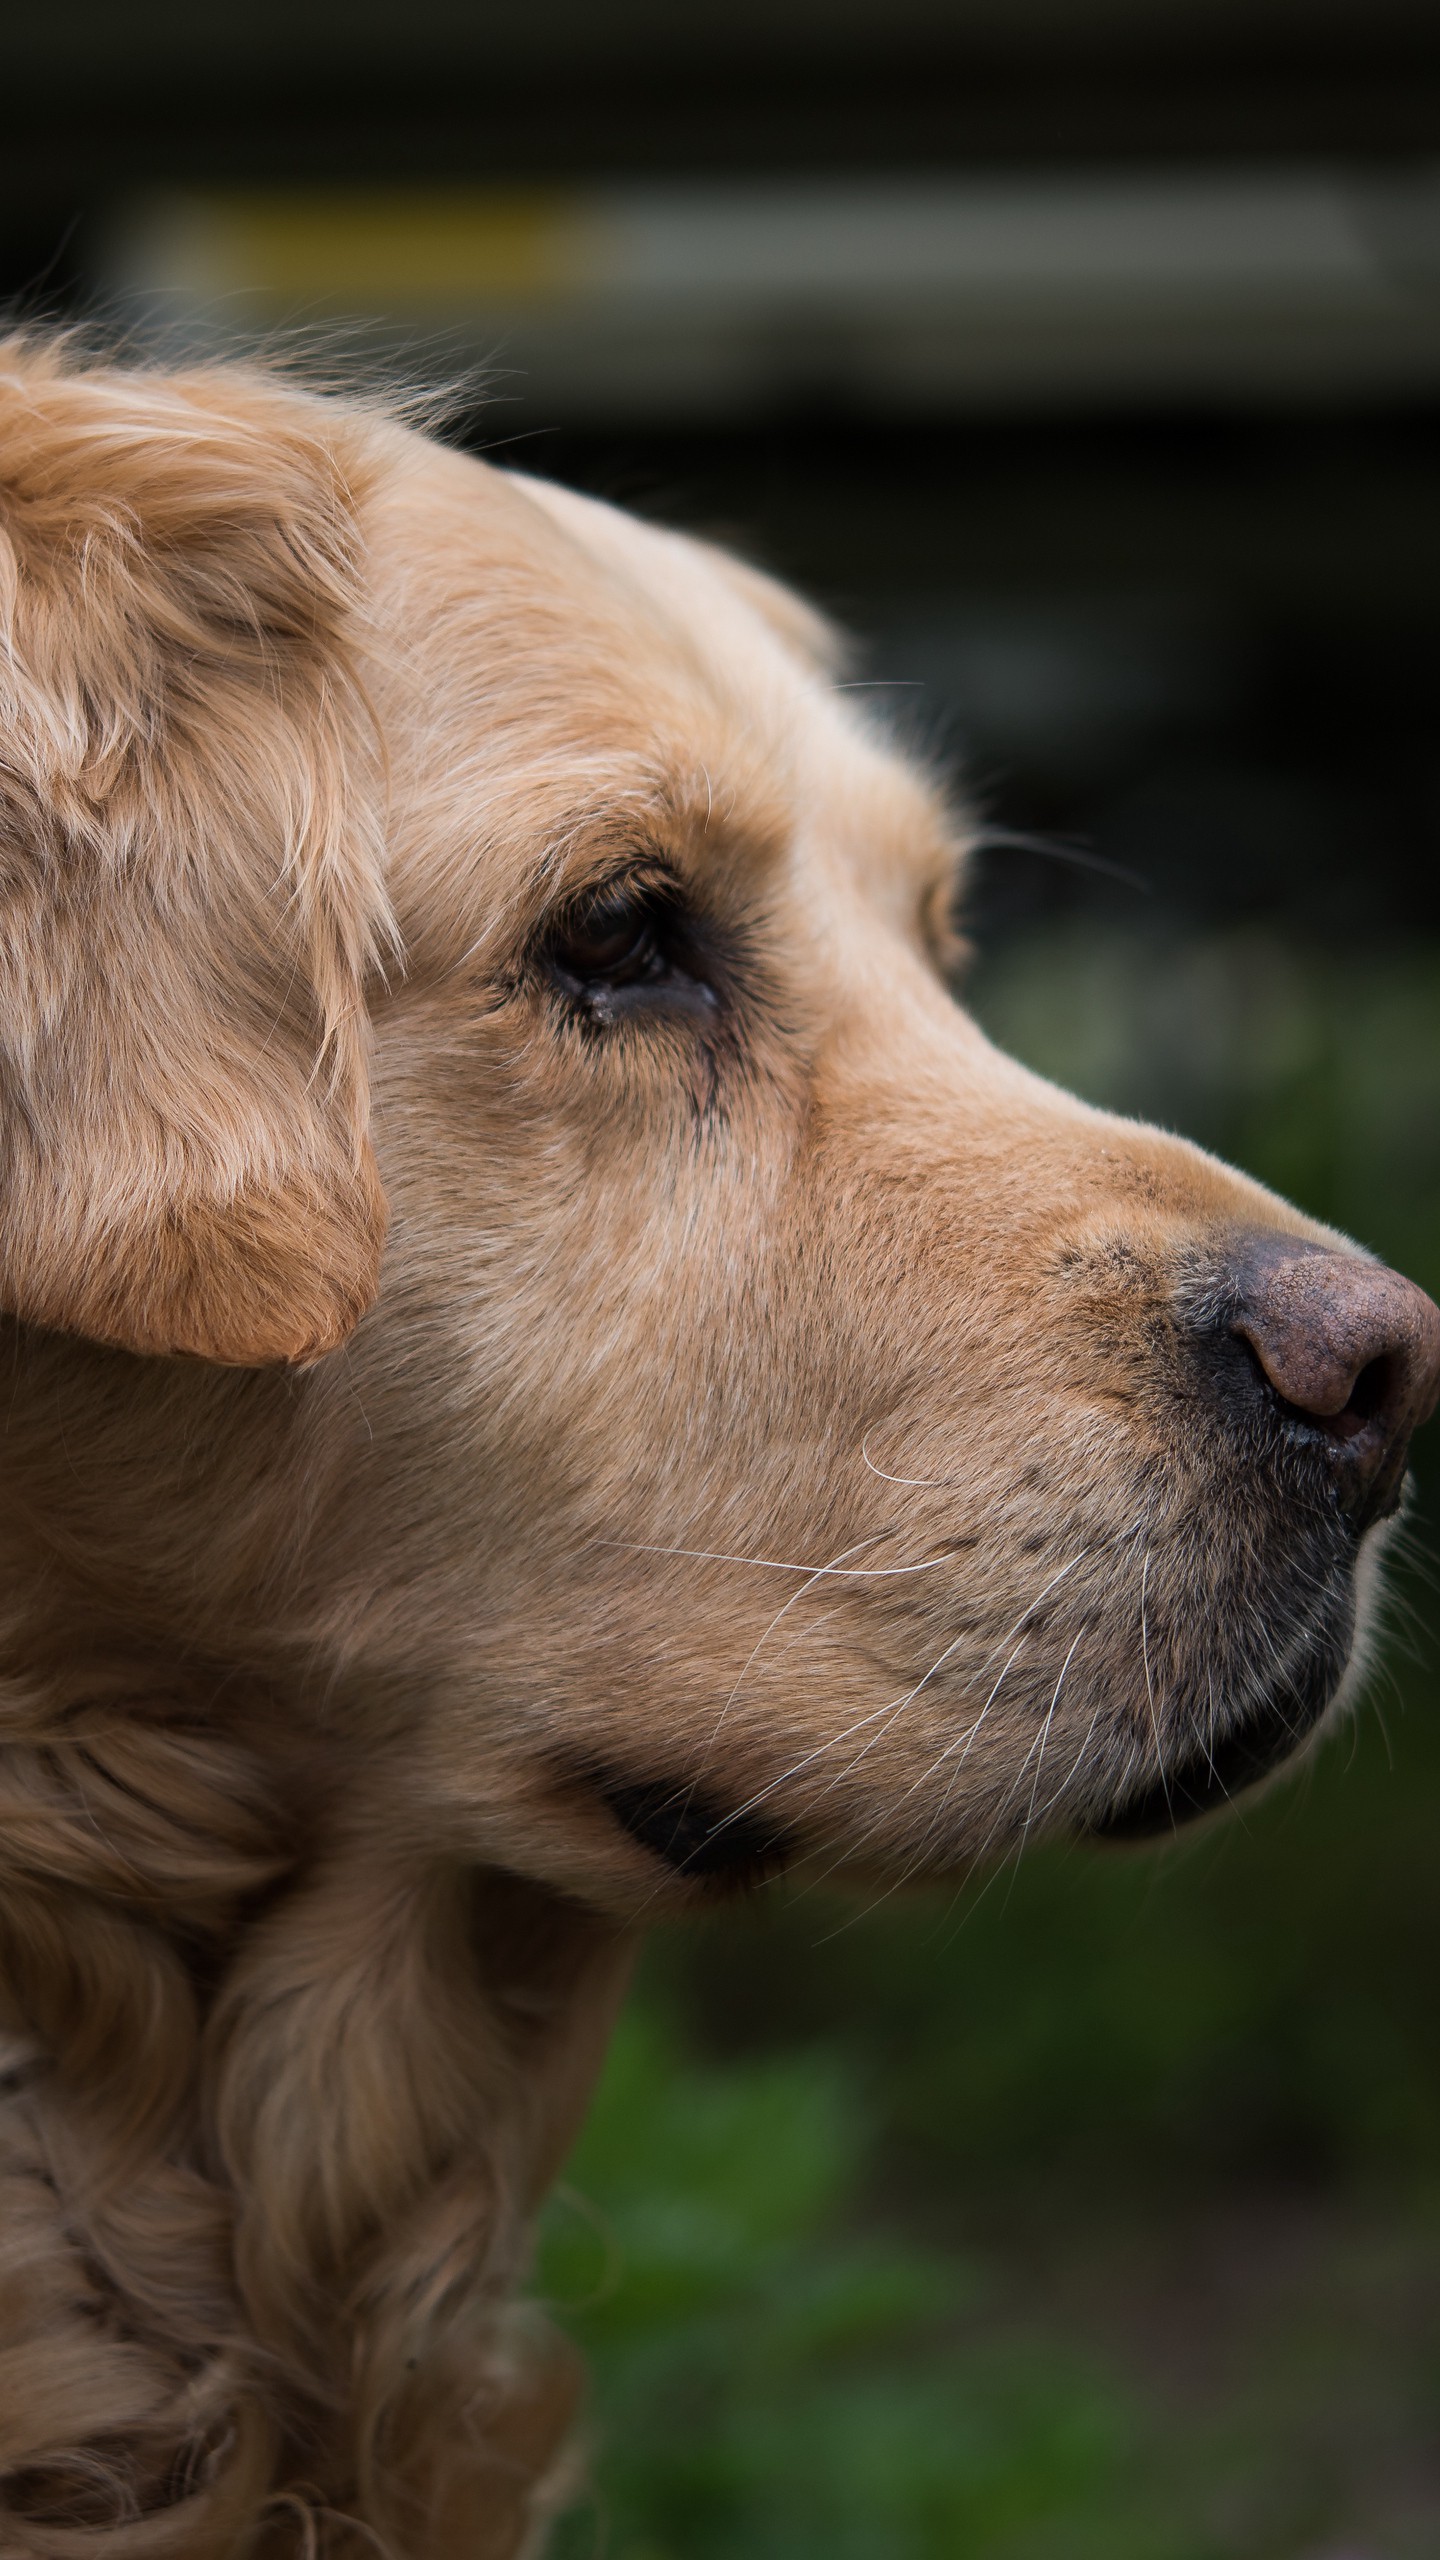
[
  {"xmin": 1085, "ymin": 1449, "xmax": 1407, "ymax": 1845},
  {"xmin": 1087, "ymin": 1592, "xmax": 1360, "ymax": 1843}
]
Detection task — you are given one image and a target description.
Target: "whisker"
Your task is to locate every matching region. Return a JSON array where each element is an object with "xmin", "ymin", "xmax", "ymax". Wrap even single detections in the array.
[
  {"xmin": 1139, "ymin": 1549, "xmax": 1174, "ymax": 1828},
  {"xmin": 1031, "ymin": 1697, "xmax": 1105, "ymax": 1824},
  {"xmin": 1019, "ymin": 1628, "xmax": 1085, "ymax": 1850},
  {"xmin": 803, "ymin": 1627, "xmax": 1037, "ymax": 1904},
  {"xmin": 684, "ymin": 1543, "xmax": 1091, "ymax": 1878},
  {"xmin": 596, "ymin": 1535, "xmax": 956, "ymax": 1582},
  {"xmin": 972, "ymin": 821, "xmax": 1151, "ymax": 895},
  {"xmin": 796, "ymin": 1541, "xmax": 1109, "ymax": 1899},
  {"xmin": 860, "ymin": 1431, "xmax": 964, "ymax": 1492},
  {"xmin": 1202, "ymin": 1666, "xmax": 1222, "ymax": 1785},
  {"xmin": 700, "ymin": 1696, "xmax": 912, "ymax": 1838},
  {"xmin": 701, "ymin": 1531, "xmax": 900, "ymax": 1764}
]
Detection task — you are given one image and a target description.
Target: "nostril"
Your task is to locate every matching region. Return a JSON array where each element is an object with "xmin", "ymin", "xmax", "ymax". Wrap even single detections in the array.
[
  {"xmin": 1331, "ymin": 1352, "xmax": 1395, "ymax": 1442},
  {"xmin": 1236, "ymin": 1334, "xmax": 1378, "ymax": 1445}
]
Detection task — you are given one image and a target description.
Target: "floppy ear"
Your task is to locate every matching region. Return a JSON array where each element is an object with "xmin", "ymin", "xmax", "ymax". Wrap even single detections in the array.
[{"xmin": 0, "ymin": 341, "xmax": 393, "ymax": 1364}]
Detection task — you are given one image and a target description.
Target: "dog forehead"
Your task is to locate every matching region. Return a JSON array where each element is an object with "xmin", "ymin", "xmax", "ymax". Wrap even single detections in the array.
[
  {"xmin": 366, "ymin": 433, "xmax": 959, "ymax": 942},
  {"xmin": 506, "ymin": 470, "xmax": 842, "ymax": 681}
]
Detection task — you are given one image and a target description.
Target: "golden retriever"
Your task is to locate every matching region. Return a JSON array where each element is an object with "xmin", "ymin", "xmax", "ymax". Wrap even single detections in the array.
[{"xmin": 0, "ymin": 338, "xmax": 1434, "ymax": 2558}]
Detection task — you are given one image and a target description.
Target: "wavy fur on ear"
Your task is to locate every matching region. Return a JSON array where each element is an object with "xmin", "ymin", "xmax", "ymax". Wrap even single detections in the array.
[{"xmin": 0, "ymin": 337, "xmax": 395, "ymax": 1363}]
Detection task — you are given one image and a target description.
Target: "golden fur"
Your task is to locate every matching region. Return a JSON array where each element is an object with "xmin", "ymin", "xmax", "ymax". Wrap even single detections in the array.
[{"xmin": 0, "ymin": 340, "xmax": 1411, "ymax": 2552}]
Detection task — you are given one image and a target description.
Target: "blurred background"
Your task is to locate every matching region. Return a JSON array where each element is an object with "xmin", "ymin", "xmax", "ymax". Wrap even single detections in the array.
[{"xmin": 11, "ymin": 5, "xmax": 1440, "ymax": 2552}]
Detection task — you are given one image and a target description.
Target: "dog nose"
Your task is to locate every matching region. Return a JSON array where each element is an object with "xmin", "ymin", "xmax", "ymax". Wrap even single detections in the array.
[{"xmin": 1229, "ymin": 1235, "xmax": 1440, "ymax": 1522}]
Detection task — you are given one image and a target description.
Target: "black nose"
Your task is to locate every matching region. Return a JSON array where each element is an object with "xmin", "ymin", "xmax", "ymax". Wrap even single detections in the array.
[{"xmin": 1229, "ymin": 1234, "xmax": 1440, "ymax": 1524}]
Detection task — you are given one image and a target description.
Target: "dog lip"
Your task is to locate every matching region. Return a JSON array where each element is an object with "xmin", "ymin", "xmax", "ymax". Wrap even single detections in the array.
[{"xmin": 582, "ymin": 1768, "xmax": 795, "ymax": 1886}]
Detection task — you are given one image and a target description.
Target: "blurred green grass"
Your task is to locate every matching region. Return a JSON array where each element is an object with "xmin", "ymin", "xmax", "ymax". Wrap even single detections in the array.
[{"xmin": 539, "ymin": 931, "xmax": 1440, "ymax": 2560}]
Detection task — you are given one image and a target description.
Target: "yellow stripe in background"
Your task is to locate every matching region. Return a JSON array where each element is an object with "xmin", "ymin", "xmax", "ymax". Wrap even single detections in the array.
[{"xmin": 191, "ymin": 191, "xmax": 596, "ymax": 305}]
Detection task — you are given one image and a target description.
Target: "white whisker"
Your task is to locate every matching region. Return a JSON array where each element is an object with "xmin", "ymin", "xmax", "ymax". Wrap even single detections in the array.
[
  {"xmin": 819, "ymin": 1542, "xmax": 1106, "ymax": 1888},
  {"xmin": 1020, "ymin": 1628, "xmax": 1085, "ymax": 1849},
  {"xmin": 597, "ymin": 1535, "xmax": 956, "ymax": 1582},
  {"xmin": 701, "ymin": 1696, "xmax": 911, "ymax": 1838},
  {"xmin": 1139, "ymin": 1548, "xmax": 1174, "ymax": 1827},
  {"xmin": 860, "ymin": 1431, "xmax": 963, "ymax": 1491},
  {"xmin": 1031, "ymin": 1697, "xmax": 1105, "ymax": 1824},
  {"xmin": 701, "ymin": 1532, "xmax": 899, "ymax": 1763}
]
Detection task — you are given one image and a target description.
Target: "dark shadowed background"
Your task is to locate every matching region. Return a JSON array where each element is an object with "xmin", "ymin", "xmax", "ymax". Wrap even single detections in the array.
[{"xmin": 10, "ymin": 7, "xmax": 1440, "ymax": 2550}]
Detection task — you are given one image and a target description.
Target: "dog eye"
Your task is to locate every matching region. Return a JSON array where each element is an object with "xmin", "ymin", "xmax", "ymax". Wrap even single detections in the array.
[
  {"xmin": 552, "ymin": 888, "xmax": 665, "ymax": 990},
  {"xmin": 546, "ymin": 880, "xmax": 717, "ymax": 1021}
]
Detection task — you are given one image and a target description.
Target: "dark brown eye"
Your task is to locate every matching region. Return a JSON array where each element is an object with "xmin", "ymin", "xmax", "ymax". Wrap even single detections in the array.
[
  {"xmin": 552, "ymin": 889, "xmax": 662, "ymax": 989},
  {"xmin": 546, "ymin": 879, "xmax": 718, "ymax": 1023}
]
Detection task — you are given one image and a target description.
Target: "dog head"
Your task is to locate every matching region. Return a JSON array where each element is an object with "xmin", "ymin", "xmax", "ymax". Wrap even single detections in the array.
[{"xmin": 0, "ymin": 346, "xmax": 1434, "ymax": 1908}]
